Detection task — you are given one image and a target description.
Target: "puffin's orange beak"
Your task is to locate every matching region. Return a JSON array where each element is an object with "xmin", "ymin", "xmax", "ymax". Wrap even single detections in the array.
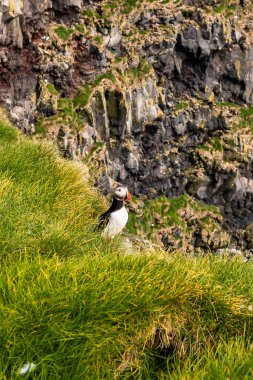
[{"xmin": 125, "ymin": 191, "xmax": 132, "ymax": 202}]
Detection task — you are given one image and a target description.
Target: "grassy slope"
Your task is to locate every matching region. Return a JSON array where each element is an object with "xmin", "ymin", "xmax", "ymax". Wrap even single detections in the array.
[
  {"xmin": 0, "ymin": 114, "xmax": 253, "ymax": 379},
  {"xmin": 0, "ymin": 112, "xmax": 104, "ymax": 258}
]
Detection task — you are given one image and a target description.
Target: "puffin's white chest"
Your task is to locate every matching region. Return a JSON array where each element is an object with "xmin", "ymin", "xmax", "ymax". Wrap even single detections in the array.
[{"xmin": 103, "ymin": 206, "xmax": 128, "ymax": 238}]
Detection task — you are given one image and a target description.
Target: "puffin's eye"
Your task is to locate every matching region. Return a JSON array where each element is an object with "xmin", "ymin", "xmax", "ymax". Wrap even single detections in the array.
[{"xmin": 118, "ymin": 188, "xmax": 121, "ymax": 192}]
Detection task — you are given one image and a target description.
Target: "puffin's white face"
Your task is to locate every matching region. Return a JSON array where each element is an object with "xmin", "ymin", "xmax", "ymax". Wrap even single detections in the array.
[{"xmin": 114, "ymin": 186, "xmax": 132, "ymax": 201}]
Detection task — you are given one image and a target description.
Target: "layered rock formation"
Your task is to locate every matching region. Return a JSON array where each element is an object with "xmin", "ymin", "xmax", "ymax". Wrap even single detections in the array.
[
  {"xmin": 1, "ymin": 0, "xmax": 253, "ymax": 252},
  {"xmin": 0, "ymin": 0, "xmax": 98, "ymax": 131}
]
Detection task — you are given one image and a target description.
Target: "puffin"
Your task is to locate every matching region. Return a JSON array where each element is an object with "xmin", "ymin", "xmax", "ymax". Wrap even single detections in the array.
[{"xmin": 99, "ymin": 186, "xmax": 132, "ymax": 239}]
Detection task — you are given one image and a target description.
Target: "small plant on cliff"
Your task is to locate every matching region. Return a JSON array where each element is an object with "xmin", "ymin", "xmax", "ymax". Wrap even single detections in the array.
[
  {"xmin": 125, "ymin": 59, "xmax": 153, "ymax": 82},
  {"xmin": 240, "ymin": 107, "xmax": 253, "ymax": 118},
  {"xmin": 215, "ymin": 101, "xmax": 239, "ymax": 108},
  {"xmin": 240, "ymin": 107, "xmax": 253, "ymax": 133},
  {"xmin": 175, "ymin": 101, "xmax": 188, "ymax": 111},
  {"xmin": 34, "ymin": 97, "xmax": 84, "ymax": 135},
  {"xmin": 54, "ymin": 26, "xmax": 75, "ymax": 41},
  {"xmin": 94, "ymin": 35, "xmax": 103, "ymax": 45},
  {"xmin": 214, "ymin": 0, "xmax": 238, "ymax": 13},
  {"xmin": 213, "ymin": 137, "xmax": 223, "ymax": 151},
  {"xmin": 82, "ymin": 8, "xmax": 95, "ymax": 17},
  {"xmin": 93, "ymin": 72, "xmax": 117, "ymax": 87},
  {"xmin": 47, "ymin": 83, "xmax": 60, "ymax": 96},
  {"xmin": 139, "ymin": 58, "xmax": 152, "ymax": 75},
  {"xmin": 74, "ymin": 23, "xmax": 85, "ymax": 33},
  {"xmin": 73, "ymin": 84, "xmax": 92, "ymax": 107},
  {"xmin": 122, "ymin": 0, "xmax": 139, "ymax": 14}
]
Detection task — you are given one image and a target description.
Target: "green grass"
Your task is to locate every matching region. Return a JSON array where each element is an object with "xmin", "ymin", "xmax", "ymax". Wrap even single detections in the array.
[
  {"xmin": 175, "ymin": 101, "xmax": 188, "ymax": 111},
  {"xmin": 1, "ymin": 251, "xmax": 253, "ymax": 379},
  {"xmin": 0, "ymin": 117, "xmax": 18, "ymax": 142},
  {"xmin": 101, "ymin": 0, "xmax": 141, "ymax": 15},
  {"xmin": 47, "ymin": 83, "xmax": 60, "ymax": 96},
  {"xmin": 54, "ymin": 26, "xmax": 75, "ymax": 41},
  {"xmin": 240, "ymin": 107, "xmax": 253, "ymax": 118},
  {"xmin": 0, "ymin": 115, "xmax": 253, "ymax": 379},
  {"xmin": 34, "ymin": 117, "xmax": 47, "ymax": 137},
  {"xmin": 214, "ymin": 101, "xmax": 239, "ymax": 108},
  {"xmin": 214, "ymin": 1, "xmax": 237, "ymax": 13},
  {"xmin": 138, "ymin": 29, "xmax": 149, "ymax": 35},
  {"xmin": 74, "ymin": 23, "xmax": 85, "ymax": 33},
  {"xmin": 93, "ymin": 35, "xmax": 103, "ymax": 45},
  {"xmin": 115, "ymin": 57, "xmax": 124, "ymax": 63},
  {"xmin": 233, "ymin": 106, "xmax": 253, "ymax": 133},
  {"xmin": 35, "ymin": 97, "xmax": 84, "ymax": 133},
  {"xmin": 165, "ymin": 339, "xmax": 253, "ymax": 379},
  {"xmin": 139, "ymin": 59, "xmax": 152, "ymax": 75},
  {"xmin": 73, "ymin": 73, "xmax": 117, "ymax": 109},
  {"xmin": 214, "ymin": 104, "xmax": 253, "ymax": 134},
  {"xmin": 125, "ymin": 59, "xmax": 153, "ymax": 81},
  {"xmin": 93, "ymin": 72, "xmax": 117, "ymax": 87},
  {"xmin": 82, "ymin": 8, "xmax": 95, "ymax": 17},
  {"xmin": 0, "ymin": 116, "xmax": 103, "ymax": 257},
  {"xmin": 213, "ymin": 137, "xmax": 223, "ymax": 151},
  {"xmin": 73, "ymin": 85, "xmax": 92, "ymax": 108}
]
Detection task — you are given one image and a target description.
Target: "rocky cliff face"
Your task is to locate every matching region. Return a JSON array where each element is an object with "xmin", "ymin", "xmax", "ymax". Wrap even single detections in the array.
[
  {"xmin": 0, "ymin": 0, "xmax": 84, "ymax": 48},
  {"xmin": 0, "ymin": 0, "xmax": 99, "ymax": 131},
  {"xmin": 1, "ymin": 0, "xmax": 253, "ymax": 253}
]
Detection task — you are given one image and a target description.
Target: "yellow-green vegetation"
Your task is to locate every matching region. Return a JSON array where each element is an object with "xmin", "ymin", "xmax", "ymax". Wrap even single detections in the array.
[
  {"xmin": 47, "ymin": 83, "xmax": 60, "ymax": 96},
  {"xmin": 73, "ymin": 84, "xmax": 92, "ymax": 108},
  {"xmin": 73, "ymin": 73, "xmax": 116, "ymax": 109},
  {"xmin": 93, "ymin": 35, "xmax": 103, "ymax": 45},
  {"xmin": 127, "ymin": 195, "xmax": 228, "ymax": 251},
  {"xmin": 0, "ymin": 115, "xmax": 253, "ymax": 379},
  {"xmin": 35, "ymin": 97, "xmax": 84, "ymax": 135},
  {"xmin": 0, "ymin": 112, "xmax": 103, "ymax": 257},
  {"xmin": 213, "ymin": 136, "xmax": 223, "ymax": 151},
  {"xmin": 214, "ymin": 101, "xmax": 240, "ymax": 108},
  {"xmin": 89, "ymin": 62, "xmax": 152, "ymax": 93},
  {"xmin": 54, "ymin": 25, "xmax": 75, "ymax": 41},
  {"xmin": 74, "ymin": 23, "xmax": 85, "ymax": 33},
  {"xmin": 100, "ymin": 0, "xmax": 173, "ymax": 15},
  {"xmin": 125, "ymin": 59, "xmax": 153, "ymax": 81},
  {"xmin": 214, "ymin": 0, "xmax": 238, "ymax": 14},
  {"xmin": 214, "ymin": 103, "xmax": 253, "ymax": 137},
  {"xmin": 102, "ymin": 0, "xmax": 141, "ymax": 15},
  {"xmin": 82, "ymin": 8, "xmax": 96, "ymax": 18},
  {"xmin": 128, "ymin": 194, "xmax": 220, "ymax": 235},
  {"xmin": 239, "ymin": 107, "xmax": 253, "ymax": 133},
  {"xmin": 93, "ymin": 72, "xmax": 117, "ymax": 87},
  {"xmin": 35, "ymin": 70, "xmax": 121, "ymax": 135},
  {"xmin": 197, "ymin": 136, "xmax": 224, "ymax": 154},
  {"xmin": 175, "ymin": 101, "xmax": 189, "ymax": 111}
]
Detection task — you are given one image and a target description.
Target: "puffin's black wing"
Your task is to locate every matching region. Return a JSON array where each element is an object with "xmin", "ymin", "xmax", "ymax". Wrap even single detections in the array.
[
  {"xmin": 97, "ymin": 198, "xmax": 123, "ymax": 229},
  {"xmin": 98, "ymin": 209, "xmax": 111, "ymax": 229}
]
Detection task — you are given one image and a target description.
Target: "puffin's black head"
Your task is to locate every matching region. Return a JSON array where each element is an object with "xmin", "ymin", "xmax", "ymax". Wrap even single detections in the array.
[{"xmin": 113, "ymin": 186, "xmax": 132, "ymax": 202}]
